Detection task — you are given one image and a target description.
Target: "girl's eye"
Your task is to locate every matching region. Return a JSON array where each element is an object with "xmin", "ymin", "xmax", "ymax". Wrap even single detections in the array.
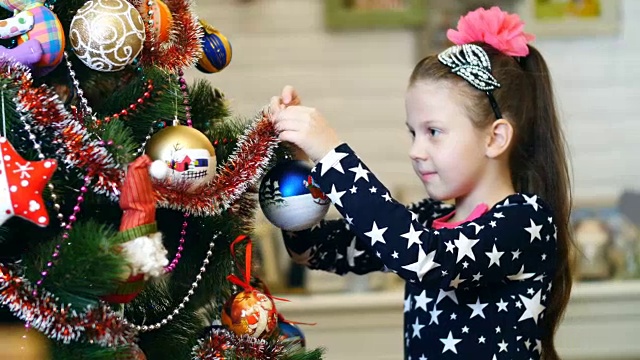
[{"xmin": 429, "ymin": 128, "xmax": 441, "ymax": 137}]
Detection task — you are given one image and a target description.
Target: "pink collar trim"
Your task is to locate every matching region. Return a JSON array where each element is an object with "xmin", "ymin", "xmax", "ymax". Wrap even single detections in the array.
[{"xmin": 432, "ymin": 203, "xmax": 489, "ymax": 229}]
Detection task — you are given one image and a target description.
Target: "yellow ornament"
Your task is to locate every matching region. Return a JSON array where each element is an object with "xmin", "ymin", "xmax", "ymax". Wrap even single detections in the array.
[
  {"xmin": 69, "ymin": 0, "xmax": 146, "ymax": 72},
  {"xmin": 145, "ymin": 124, "xmax": 217, "ymax": 192}
]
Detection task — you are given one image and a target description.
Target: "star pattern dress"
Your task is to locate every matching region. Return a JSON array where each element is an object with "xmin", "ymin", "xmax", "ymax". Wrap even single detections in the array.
[{"xmin": 283, "ymin": 144, "xmax": 558, "ymax": 360}]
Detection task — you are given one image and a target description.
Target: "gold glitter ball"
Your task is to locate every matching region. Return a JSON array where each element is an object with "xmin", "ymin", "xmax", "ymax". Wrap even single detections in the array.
[{"xmin": 69, "ymin": 0, "xmax": 146, "ymax": 72}]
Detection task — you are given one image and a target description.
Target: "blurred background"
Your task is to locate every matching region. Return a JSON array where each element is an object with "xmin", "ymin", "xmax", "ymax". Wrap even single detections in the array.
[{"xmin": 180, "ymin": 0, "xmax": 639, "ymax": 359}]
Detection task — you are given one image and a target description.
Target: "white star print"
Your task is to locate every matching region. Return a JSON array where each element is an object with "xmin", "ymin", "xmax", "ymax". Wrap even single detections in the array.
[
  {"xmin": 507, "ymin": 265, "xmax": 536, "ymax": 281},
  {"xmin": 318, "ymin": 149, "xmax": 348, "ymax": 176},
  {"xmin": 496, "ymin": 298, "xmax": 508, "ymax": 312},
  {"xmin": 382, "ymin": 192, "xmax": 392, "ymax": 202},
  {"xmin": 518, "ymin": 290, "xmax": 546, "ymax": 324},
  {"xmin": 534, "ymin": 339, "xmax": 542, "ymax": 353},
  {"xmin": 494, "ymin": 212, "xmax": 505, "ymax": 218},
  {"xmin": 467, "ymin": 297, "xmax": 488, "ymax": 319},
  {"xmin": 468, "ymin": 222, "xmax": 484, "ymax": 234},
  {"xmin": 404, "ymin": 295, "xmax": 412, "ymax": 313},
  {"xmin": 391, "ymin": 251, "xmax": 399, "ymax": 258},
  {"xmin": 364, "ymin": 221, "xmax": 387, "ymax": 245},
  {"xmin": 495, "ymin": 326, "xmax": 501, "ymax": 333},
  {"xmin": 400, "ymin": 224, "xmax": 423, "ymax": 248},
  {"xmin": 418, "ymin": 355, "xmax": 427, "ymax": 360},
  {"xmin": 478, "ymin": 336, "xmax": 486, "ymax": 343},
  {"xmin": 410, "ymin": 211, "xmax": 419, "ymax": 221},
  {"xmin": 349, "ymin": 185, "xmax": 357, "ymax": 194},
  {"xmin": 326, "ymin": 185, "xmax": 346, "ymax": 207},
  {"xmin": 512, "ymin": 249, "xmax": 522, "ymax": 260},
  {"xmin": 489, "ymin": 220, "xmax": 497, "ymax": 227},
  {"xmin": 524, "ymin": 339, "xmax": 531, "ymax": 350},
  {"xmin": 445, "ymin": 241, "xmax": 455, "ymax": 253},
  {"xmin": 485, "ymin": 244, "xmax": 504, "ymax": 267},
  {"xmin": 346, "ymin": 237, "xmax": 364, "ymax": 267},
  {"xmin": 525, "ymin": 219, "xmax": 543, "ymax": 242},
  {"xmin": 369, "ymin": 186, "xmax": 377, "ymax": 193},
  {"xmin": 449, "ymin": 274, "xmax": 466, "ymax": 289},
  {"xmin": 411, "ymin": 317, "xmax": 425, "ymax": 339},
  {"xmin": 440, "ymin": 331, "xmax": 462, "ymax": 354},
  {"xmin": 348, "ymin": 163, "xmax": 370, "ymax": 182},
  {"xmin": 436, "ymin": 289, "xmax": 458, "ymax": 305},
  {"xmin": 498, "ymin": 340, "xmax": 508, "ymax": 352},
  {"xmin": 462, "ymin": 326, "xmax": 469, "ymax": 333},
  {"xmin": 454, "ymin": 233, "xmax": 479, "ymax": 262},
  {"xmin": 413, "ymin": 290, "xmax": 432, "ymax": 312},
  {"xmin": 345, "ymin": 214, "xmax": 354, "ymax": 225},
  {"xmin": 472, "ymin": 272, "xmax": 483, "ymax": 281},
  {"xmin": 450, "ymin": 313, "xmax": 457, "ymax": 320},
  {"xmin": 402, "ymin": 247, "xmax": 440, "ymax": 281},
  {"xmin": 523, "ymin": 194, "xmax": 539, "ymax": 211},
  {"xmin": 429, "ymin": 306, "xmax": 442, "ymax": 325}
]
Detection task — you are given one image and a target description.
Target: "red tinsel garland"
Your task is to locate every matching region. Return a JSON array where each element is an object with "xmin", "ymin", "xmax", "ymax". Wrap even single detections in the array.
[
  {"xmin": 154, "ymin": 110, "xmax": 279, "ymax": 216},
  {"xmin": 192, "ymin": 326, "xmax": 285, "ymax": 360},
  {"xmin": 0, "ymin": 59, "xmax": 123, "ymax": 199},
  {"xmin": 134, "ymin": 0, "xmax": 203, "ymax": 72},
  {"xmin": 0, "ymin": 265, "xmax": 136, "ymax": 346}
]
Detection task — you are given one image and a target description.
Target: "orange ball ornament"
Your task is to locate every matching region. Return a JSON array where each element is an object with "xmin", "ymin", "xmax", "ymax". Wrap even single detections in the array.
[
  {"xmin": 221, "ymin": 289, "xmax": 278, "ymax": 339},
  {"xmin": 139, "ymin": 0, "xmax": 173, "ymax": 43}
]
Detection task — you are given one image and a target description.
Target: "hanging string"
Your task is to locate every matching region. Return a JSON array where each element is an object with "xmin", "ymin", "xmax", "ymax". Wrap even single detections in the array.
[{"xmin": 1, "ymin": 88, "xmax": 6, "ymax": 136}]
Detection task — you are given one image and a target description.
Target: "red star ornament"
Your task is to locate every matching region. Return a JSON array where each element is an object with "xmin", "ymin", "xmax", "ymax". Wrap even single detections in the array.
[{"xmin": 0, "ymin": 137, "xmax": 57, "ymax": 227}]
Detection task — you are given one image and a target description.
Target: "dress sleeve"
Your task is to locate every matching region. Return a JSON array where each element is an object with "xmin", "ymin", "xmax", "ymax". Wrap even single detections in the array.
[
  {"xmin": 309, "ymin": 143, "xmax": 558, "ymax": 290},
  {"xmin": 282, "ymin": 197, "xmax": 451, "ymax": 276}
]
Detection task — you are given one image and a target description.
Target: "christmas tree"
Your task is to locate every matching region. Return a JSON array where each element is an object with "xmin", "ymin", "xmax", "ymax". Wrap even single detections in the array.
[{"xmin": 0, "ymin": 0, "xmax": 323, "ymax": 358}]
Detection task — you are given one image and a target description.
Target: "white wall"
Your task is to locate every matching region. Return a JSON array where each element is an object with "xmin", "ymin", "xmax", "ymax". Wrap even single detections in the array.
[{"xmin": 187, "ymin": 0, "xmax": 639, "ymax": 204}]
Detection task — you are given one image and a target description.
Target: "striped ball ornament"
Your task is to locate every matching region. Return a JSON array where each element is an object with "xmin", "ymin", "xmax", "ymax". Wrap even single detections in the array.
[{"xmin": 196, "ymin": 20, "xmax": 232, "ymax": 74}]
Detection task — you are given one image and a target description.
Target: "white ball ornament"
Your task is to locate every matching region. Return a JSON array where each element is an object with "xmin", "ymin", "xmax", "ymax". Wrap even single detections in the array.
[{"xmin": 259, "ymin": 161, "xmax": 330, "ymax": 231}]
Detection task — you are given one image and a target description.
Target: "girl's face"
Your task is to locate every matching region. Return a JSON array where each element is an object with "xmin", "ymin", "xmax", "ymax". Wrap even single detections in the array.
[{"xmin": 405, "ymin": 80, "xmax": 490, "ymax": 201}]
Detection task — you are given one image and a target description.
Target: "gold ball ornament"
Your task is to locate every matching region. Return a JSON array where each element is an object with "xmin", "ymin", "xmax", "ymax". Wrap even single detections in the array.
[
  {"xmin": 221, "ymin": 289, "xmax": 278, "ymax": 338},
  {"xmin": 69, "ymin": 0, "xmax": 146, "ymax": 72},
  {"xmin": 145, "ymin": 124, "xmax": 217, "ymax": 192}
]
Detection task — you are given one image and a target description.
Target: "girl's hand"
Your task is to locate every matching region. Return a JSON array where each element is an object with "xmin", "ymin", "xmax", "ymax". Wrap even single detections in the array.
[
  {"xmin": 269, "ymin": 86, "xmax": 309, "ymax": 162},
  {"xmin": 273, "ymin": 105, "xmax": 341, "ymax": 163},
  {"xmin": 269, "ymin": 85, "xmax": 301, "ymax": 115}
]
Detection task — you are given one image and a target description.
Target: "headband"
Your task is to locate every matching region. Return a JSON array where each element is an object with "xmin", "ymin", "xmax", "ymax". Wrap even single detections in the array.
[{"xmin": 437, "ymin": 6, "xmax": 535, "ymax": 119}]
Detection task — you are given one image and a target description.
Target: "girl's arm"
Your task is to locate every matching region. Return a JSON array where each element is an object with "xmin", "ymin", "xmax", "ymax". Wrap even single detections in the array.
[
  {"xmin": 282, "ymin": 198, "xmax": 451, "ymax": 276},
  {"xmin": 311, "ymin": 144, "xmax": 557, "ymax": 290}
]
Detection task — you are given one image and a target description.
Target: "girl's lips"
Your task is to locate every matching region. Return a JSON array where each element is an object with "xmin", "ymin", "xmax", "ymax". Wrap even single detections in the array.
[{"xmin": 420, "ymin": 172, "xmax": 437, "ymax": 181}]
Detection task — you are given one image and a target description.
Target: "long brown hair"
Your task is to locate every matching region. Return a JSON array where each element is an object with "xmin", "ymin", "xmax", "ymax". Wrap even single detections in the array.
[{"xmin": 409, "ymin": 43, "xmax": 573, "ymax": 360}]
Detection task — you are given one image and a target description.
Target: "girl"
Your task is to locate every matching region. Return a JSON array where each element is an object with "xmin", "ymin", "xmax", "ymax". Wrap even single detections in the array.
[{"xmin": 270, "ymin": 6, "xmax": 572, "ymax": 360}]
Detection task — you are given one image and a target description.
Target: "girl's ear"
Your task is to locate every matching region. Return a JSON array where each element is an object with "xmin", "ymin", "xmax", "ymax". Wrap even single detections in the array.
[{"xmin": 486, "ymin": 118, "xmax": 514, "ymax": 158}]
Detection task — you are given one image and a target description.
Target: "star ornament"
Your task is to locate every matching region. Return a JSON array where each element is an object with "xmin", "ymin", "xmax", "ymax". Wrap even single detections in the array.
[{"xmin": 0, "ymin": 137, "xmax": 57, "ymax": 227}]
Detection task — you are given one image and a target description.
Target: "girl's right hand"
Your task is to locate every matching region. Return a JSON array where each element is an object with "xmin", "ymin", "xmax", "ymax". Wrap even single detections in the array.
[{"xmin": 269, "ymin": 86, "xmax": 309, "ymax": 162}]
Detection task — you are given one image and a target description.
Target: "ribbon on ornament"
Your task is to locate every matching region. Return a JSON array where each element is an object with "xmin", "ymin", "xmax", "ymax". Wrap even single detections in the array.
[
  {"xmin": 227, "ymin": 235, "xmax": 316, "ymax": 327},
  {"xmin": 226, "ymin": 235, "xmax": 288, "ymax": 303}
]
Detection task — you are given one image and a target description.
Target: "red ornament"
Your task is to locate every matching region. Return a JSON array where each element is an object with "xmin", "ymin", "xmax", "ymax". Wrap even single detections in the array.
[
  {"xmin": 0, "ymin": 137, "xmax": 57, "ymax": 227},
  {"xmin": 221, "ymin": 236, "xmax": 278, "ymax": 338},
  {"xmin": 221, "ymin": 289, "xmax": 278, "ymax": 339}
]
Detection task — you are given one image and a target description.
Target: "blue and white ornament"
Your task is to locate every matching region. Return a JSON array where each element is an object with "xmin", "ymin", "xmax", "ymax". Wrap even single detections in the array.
[
  {"xmin": 259, "ymin": 161, "xmax": 330, "ymax": 231},
  {"xmin": 277, "ymin": 320, "xmax": 306, "ymax": 349}
]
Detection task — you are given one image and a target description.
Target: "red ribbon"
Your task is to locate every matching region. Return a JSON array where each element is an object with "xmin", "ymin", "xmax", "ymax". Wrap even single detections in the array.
[
  {"xmin": 226, "ymin": 235, "xmax": 254, "ymax": 291},
  {"xmin": 226, "ymin": 235, "xmax": 289, "ymax": 303}
]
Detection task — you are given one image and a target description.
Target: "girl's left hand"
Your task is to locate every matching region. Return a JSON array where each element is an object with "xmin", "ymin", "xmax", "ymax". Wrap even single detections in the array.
[{"xmin": 273, "ymin": 106, "xmax": 342, "ymax": 163}]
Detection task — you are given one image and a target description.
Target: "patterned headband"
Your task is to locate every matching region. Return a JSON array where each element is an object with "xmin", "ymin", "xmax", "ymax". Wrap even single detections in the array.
[
  {"xmin": 437, "ymin": 44, "xmax": 502, "ymax": 119},
  {"xmin": 436, "ymin": 6, "xmax": 535, "ymax": 120}
]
